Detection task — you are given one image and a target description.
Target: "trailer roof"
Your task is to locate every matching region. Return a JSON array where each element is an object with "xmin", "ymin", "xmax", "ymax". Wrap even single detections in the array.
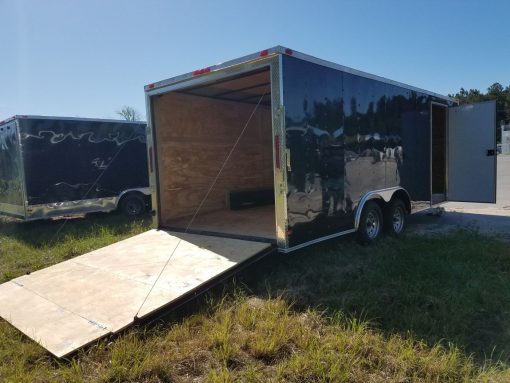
[
  {"xmin": 145, "ymin": 46, "xmax": 456, "ymax": 103},
  {"xmin": 0, "ymin": 115, "xmax": 146, "ymax": 126}
]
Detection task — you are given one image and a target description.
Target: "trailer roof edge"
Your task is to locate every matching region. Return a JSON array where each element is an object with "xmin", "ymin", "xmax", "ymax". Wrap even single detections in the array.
[
  {"xmin": 0, "ymin": 115, "xmax": 146, "ymax": 125},
  {"xmin": 144, "ymin": 45, "xmax": 455, "ymax": 103}
]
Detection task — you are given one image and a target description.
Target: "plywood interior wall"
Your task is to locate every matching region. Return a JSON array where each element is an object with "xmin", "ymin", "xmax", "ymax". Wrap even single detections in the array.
[{"xmin": 153, "ymin": 91, "xmax": 274, "ymax": 225}]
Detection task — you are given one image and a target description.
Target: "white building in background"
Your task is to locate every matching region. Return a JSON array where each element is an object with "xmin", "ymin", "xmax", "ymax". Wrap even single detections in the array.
[{"xmin": 502, "ymin": 124, "xmax": 510, "ymax": 154}]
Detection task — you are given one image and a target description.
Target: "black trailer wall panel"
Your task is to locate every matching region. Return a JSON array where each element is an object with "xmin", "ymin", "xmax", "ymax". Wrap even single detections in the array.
[
  {"xmin": 18, "ymin": 118, "xmax": 148, "ymax": 205},
  {"xmin": 0, "ymin": 121, "xmax": 23, "ymax": 206},
  {"xmin": 282, "ymin": 55, "xmax": 452, "ymax": 247}
]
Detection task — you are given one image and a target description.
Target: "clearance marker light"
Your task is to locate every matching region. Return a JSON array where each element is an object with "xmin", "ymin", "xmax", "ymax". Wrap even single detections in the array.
[{"xmin": 192, "ymin": 67, "xmax": 211, "ymax": 76}]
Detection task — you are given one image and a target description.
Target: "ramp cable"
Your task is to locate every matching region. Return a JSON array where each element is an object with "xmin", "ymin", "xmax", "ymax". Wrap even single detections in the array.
[{"xmin": 133, "ymin": 89, "xmax": 269, "ymax": 319}]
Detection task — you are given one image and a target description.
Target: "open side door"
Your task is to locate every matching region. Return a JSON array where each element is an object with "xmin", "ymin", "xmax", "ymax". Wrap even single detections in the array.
[{"xmin": 447, "ymin": 100, "xmax": 496, "ymax": 203}]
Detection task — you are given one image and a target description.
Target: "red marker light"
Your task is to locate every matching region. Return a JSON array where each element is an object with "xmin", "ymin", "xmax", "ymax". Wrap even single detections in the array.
[
  {"xmin": 285, "ymin": 48, "xmax": 293, "ymax": 55},
  {"xmin": 147, "ymin": 83, "xmax": 155, "ymax": 89},
  {"xmin": 260, "ymin": 49, "xmax": 269, "ymax": 56},
  {"xmin": 192, "ymin": 67, "xmax": 211, "ymax": 76}
]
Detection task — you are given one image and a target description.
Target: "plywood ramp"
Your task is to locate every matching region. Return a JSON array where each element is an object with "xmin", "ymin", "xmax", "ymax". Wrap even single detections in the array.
[{"xmin": 0, "ymin": 230, "xmax": 271, "ymax": 358}]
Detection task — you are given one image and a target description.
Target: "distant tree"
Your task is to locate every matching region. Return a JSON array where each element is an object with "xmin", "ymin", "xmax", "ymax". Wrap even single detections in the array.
[
  {"xmin": 117, "ymin": 106, "xmax": 141, "ymax": 121},
  {"xmin": 449, "ymin": 88, "xmax": 485, "ymax": 104}
]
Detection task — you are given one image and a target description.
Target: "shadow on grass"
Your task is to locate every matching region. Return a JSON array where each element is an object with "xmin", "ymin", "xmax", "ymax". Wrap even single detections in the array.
[
  {"xmin": 234, "ymin": 230, "xmax": 510, "ymax": 364},
  {"xmin": 0, "ymin": 212, "xmax": 153, "ymax": 248}
]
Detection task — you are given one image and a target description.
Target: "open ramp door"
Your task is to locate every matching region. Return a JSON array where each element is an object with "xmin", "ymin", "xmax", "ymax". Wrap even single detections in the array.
[
  {"xmin": 0, "ymin": 230, "xmax": 273, "ymax": 357},
  {"xmin": 447, "ymin": 100, "xmax": 496, "ymax": 203}
]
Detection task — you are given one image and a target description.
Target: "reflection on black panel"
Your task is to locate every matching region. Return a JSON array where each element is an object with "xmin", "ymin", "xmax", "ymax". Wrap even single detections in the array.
[
  {"xmin": 0, "ymin": 122, "xmax": 23, "ymax": 205},
  {"xmin": 282, "ymin": 55, "xmax": 452, "ymax": 247},
  {"xmin": 19, "ymin": 119, "xmax": 148, "ymax": 205},
  {"xmin": 283, "ymin": 56, "xmax": 350, "ymax": 246}
]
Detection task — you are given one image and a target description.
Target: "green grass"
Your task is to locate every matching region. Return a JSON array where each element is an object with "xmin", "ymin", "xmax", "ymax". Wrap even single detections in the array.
[
  {"xmin": 0, "ymin": 212, "xmax": 152, "ymax": 283},
  {"xmin": 1, "ymin": 213, "xmax": 510, "ymax": 382}
]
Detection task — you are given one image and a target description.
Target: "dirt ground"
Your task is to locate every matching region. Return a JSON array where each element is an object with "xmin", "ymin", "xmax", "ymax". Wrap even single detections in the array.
[{"xmin": 409, "ymin": 155, "xmax": 510, "ymax": 240}]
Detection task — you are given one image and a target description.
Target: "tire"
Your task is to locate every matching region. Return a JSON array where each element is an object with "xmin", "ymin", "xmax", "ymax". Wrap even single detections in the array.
[
  {"xmin": 120, "ymin": 193, "xmax": 145, "ymax": 217},
  {"xmin": 384, "ymin": 199, "xmax": 407, "ymax": 236},
  {"xmin": 357, "ymin": 201, "xmax": 383, "ymax": 243}
]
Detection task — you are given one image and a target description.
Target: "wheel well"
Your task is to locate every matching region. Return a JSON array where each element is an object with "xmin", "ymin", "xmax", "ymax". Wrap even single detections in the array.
[
  {"xmin": 118, "ymin": 191, "xmax": 146, "ymax": 208},
  {"xmin": 390, "ymin": 189, "xmax": 411, "ymax": 213},
  {"xmin": 355, "ymin": 189, "xmax": 411, "ymax": 230},
  {"xmin": 368, "ymin": 197, "xmax": 385, "ymax": 212}
]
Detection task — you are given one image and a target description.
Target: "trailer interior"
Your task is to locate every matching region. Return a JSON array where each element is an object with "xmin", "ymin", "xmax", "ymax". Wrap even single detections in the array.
[{"xmin": 152, "ymin": 67, "xmax": 276, "ymax": 241}]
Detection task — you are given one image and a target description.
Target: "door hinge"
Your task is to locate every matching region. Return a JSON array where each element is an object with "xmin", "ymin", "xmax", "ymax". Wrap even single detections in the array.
[{"xmin": 486, "ymin": 149, "xmax": 495, "ymax": 156}]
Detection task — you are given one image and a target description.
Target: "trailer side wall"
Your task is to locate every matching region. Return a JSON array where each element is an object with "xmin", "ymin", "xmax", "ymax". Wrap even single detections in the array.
[
  {"xmin": 282, "ymin": 56, "xmax": 451, "ymax": 247},
  {"xmin": 18, "ymin": 118, "xmax": 148, "ymax": 206}
]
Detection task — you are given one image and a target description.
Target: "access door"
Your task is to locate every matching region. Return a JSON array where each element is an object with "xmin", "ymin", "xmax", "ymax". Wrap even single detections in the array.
[{"xmin": 447, "ymin": 100, "xmax": 496, "ymax": 203}]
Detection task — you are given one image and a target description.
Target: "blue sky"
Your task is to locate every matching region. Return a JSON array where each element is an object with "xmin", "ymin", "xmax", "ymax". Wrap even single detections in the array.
[{"xmin": 1, "ymin": 0, "xmax": 509, "ymax": 121}]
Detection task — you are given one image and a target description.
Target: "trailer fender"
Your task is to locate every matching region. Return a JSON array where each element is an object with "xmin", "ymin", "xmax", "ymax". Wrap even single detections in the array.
[
  {"xmin": 115, "ymin": 187, "xmax": 151, "ymax": 208},
  {"xmin": 354, "ymin": 187, "xmax": 411, "ymax": 230}
]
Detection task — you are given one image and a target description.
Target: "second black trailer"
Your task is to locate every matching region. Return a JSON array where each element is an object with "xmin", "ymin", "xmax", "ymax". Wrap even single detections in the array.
[
  {"xmin": 0, "ymin": 116, "xmax": 150, "ymax": 221},
  {"xmin": 144, "ymin": 46, "xmax": 496, "ymax": 251}
]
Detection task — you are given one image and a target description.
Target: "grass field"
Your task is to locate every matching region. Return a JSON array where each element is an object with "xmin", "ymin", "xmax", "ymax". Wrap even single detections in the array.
[{"xmin": 1, "ymin": 213, "xmax": 510, "ymax": 382}]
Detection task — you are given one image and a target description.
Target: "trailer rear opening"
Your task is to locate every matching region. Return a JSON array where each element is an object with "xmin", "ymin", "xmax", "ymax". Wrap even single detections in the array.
[{"xmin": 152, "ymin": 67, "xmax": 276, "ymax": 241}]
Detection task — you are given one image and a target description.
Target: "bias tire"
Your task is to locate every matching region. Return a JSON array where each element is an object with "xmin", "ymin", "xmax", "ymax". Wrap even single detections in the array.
[{"xmin": 384, "ymin": 199, "xmax": 407, "ymax": 236}]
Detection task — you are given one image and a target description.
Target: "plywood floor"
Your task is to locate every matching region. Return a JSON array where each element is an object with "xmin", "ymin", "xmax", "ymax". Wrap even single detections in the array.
[
  {"xmin": 0, "ymin": 230, "xmax": 271, "ymax": 358},
  {"xmin": 165, "ymin": 205, "xmax": 276, "ymax": 240}
]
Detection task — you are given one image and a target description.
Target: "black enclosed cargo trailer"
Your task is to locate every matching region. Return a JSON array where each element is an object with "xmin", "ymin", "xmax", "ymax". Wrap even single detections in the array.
[
  {"xmin": 0, "ymin": 115, "xmax": 150, "ymax": 220},
  {"xmin": 144, "ymin": 46, "xmax": 497, "ymax": 251}
]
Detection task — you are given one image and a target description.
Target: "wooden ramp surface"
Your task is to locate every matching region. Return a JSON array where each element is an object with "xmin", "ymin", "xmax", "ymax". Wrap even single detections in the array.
[{"xmin": 0, "ymin": 230, "xmax": 270, "ymax": 357}]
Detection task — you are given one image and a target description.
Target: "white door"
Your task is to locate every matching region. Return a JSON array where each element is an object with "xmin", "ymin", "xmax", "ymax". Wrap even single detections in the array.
[{"xmin": 447, "ymin": 100, "xmax": 496, "ymax": 203}]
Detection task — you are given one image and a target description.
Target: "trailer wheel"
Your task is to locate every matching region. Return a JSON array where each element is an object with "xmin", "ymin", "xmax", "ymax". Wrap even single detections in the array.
[
  {"xmin": 384, "ymin": 199, "xmax": 407, "ymax": 236},
  {"xmin": 120, "ymin": 193, "xmax": 145, "ymax": 217},
  {"xmin": 357, "ymin": 201, "xmax": 383, "ymax": 243}
]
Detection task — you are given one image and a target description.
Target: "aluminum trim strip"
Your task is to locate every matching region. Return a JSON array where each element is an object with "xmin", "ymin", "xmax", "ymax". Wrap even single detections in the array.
[
  {"xmin": 146, "ymin": 46, "xmax": 455, "ymax": 103},
  {"xmin": 280, "ymin": 229, "xmax": 357, "ymax": 253},
  {"xmin": 0, "ymin": 202, "xmax": 25, "ymax": 217},
  {"xmin": 145, "ymin": 93, "xmax": 160, "ymax": 229},
  {"xmin": 15, "ymin": 119, "xmax": 28, "ymax": 218},
  {"xmin": 1, "ymin": 116, "xmax": 146, "ymax": 126},
  {"xmin": 25, "ymin": 197, "xmax": 120, "ymax": 220}
]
